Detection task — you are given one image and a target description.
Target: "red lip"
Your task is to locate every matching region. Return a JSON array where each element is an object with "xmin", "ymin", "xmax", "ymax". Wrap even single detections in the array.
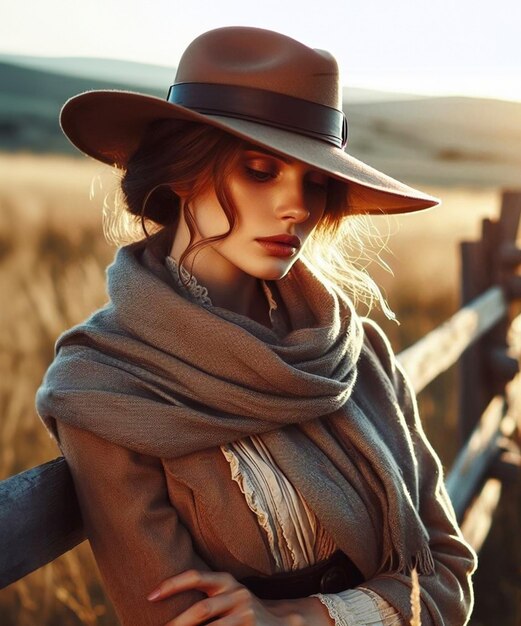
[{"xmin": 256, "ymin": 234, "xmax": 301, "ymax": 248}]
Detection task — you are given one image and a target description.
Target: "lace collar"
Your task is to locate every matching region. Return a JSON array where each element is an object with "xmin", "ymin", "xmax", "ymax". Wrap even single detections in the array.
[
  {"xmin": 165, "ymin": 255, "xmax": 213, "ymax": 307},
  {"xmin": 164, "ymin": 255, "xmax": 279, "ymax": 316}
]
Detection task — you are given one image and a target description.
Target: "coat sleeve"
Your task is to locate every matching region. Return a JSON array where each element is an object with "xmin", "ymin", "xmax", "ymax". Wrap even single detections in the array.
[
  {"xmin": 55, "ymin": 419, "xmax": 214, "ymax": 626},
  {"xmin": 359, "ymin": 319, "xmax": 478, "ymax": 626}
]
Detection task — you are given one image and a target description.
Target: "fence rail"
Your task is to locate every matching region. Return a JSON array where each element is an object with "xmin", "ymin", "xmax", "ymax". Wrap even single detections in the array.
[
  {"xmin": 397, "ymin": 285, "xmax": 508, "ymax": 394},
  {"xmin": 1, "ymin": 190, "xmax": 521, "ymax": 590}
]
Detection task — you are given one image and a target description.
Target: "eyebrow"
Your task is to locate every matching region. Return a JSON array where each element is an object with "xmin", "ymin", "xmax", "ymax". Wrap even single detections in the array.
[
  {"xmin": 242, "ymin": 144, "xmax": 293, "ymax": 165},
  {"xmin": 242, "ymin": 144, "xmax": 329, "ymax": 180}
]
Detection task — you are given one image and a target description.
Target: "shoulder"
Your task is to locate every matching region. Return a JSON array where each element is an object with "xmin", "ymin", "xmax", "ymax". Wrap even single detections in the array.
[{"xmin": 360, "ymin": 317, "xmax": 397, "ymax": 381}]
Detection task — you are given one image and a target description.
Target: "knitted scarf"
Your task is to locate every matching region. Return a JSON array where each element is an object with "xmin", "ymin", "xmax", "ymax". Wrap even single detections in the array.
[{"xmin": 36, "ymin": 231, "xmax": 435, "ymax": 580}]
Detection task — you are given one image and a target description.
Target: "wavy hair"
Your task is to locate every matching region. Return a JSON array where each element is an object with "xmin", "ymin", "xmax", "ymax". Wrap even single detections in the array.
[{"xmin": 101, "ymin": 119, "xmax": 397, "ymax": 320}]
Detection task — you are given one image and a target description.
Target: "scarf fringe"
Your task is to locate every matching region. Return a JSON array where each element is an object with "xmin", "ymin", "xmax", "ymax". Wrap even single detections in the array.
[{"xmin": 377, "ymin": 544, "xmax": 436, "ymax": 578}]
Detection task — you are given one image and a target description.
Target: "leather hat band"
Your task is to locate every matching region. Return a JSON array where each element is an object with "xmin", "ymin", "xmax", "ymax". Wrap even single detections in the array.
[{"xmin": 167, "ymin": 82, "xmax": 348, "ymax": 149}]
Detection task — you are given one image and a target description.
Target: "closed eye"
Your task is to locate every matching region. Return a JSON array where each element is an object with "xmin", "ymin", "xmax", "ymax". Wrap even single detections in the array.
[
  {"xmin": 305, "ymin": 177, "xmax": 329, "ymax": 192},
  {"xmin": 245, "ymin": 166, "xmax": 277, "ymax": 183}
]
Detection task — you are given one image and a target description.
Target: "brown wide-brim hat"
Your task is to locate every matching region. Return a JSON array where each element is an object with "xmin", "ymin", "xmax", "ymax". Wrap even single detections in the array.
[{"xmin": 60, "ymin": 26, "xmax": 440, "ymax": 215}]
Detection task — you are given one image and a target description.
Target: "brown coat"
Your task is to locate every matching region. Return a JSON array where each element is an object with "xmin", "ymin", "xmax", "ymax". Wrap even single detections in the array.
[
  {"xmin": 55, "ymin": 405, "xmax": 475, "ymax": 626},
  {"xmin": 56, "ymin": 421, "xmax": 284, "ymax": 626},
  {"xmin": 42, "ymin": 240, "xmax": 476, "ymax": 626}
]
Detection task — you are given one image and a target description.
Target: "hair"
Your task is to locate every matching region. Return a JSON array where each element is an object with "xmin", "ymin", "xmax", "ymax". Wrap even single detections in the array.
[{"xmin": 102, "ymin": 119, "xmax": 397, "ymax": 320}]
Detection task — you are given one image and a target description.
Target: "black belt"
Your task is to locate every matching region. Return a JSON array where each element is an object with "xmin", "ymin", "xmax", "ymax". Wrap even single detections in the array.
[{"xmin": 239, "ymin": 549, "xmax": 364, "ymax": 600}]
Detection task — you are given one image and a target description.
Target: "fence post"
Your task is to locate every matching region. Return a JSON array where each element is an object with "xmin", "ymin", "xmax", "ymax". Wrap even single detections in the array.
[
  {"xmin": 459, "ymin": 236, "xmax": 492, "ymax": 443},
  {"xmin": 459, "ymin": 191, "xmax": 521, "ymax": 445}
]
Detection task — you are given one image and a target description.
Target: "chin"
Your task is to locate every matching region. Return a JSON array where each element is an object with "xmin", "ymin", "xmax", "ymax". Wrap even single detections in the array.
[{"xmin": 255, "ymin": 262, "xmax": 295, "ymax": 282}]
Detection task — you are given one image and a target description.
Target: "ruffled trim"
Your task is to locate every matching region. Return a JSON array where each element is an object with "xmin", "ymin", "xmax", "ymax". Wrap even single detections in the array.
[
  {"xmin": 311, "ymin": 592, "xmax": 352, "ymax": 626},
  {"xmin": 165, "ymin": 256, "xmax": 213, "ymax": 306},
  {"xmin": 311, "ymin": 588, "xmax": 405, "ymax": 625},
  {"xmin": 221, "ymin": 436, "xmax": 335, "ymax": 571},
  {"xmin": 220, "ymin": 442, "xmax": 285, "ymax": 570},
  {"xmin": 165, "ymin": 255, "xmax": 281, "ymax": 313}
]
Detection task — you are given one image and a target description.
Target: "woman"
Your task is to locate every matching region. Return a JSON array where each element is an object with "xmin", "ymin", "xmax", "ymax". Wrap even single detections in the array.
[{"xmin": 36, "ymin": 26, "xmax": 477, "ymax": 626}]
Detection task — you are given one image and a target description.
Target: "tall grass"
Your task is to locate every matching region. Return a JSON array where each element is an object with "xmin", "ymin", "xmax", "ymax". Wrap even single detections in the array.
[
  {"xmin": 410, "ymin": 568, "xmax": 421, "ymax": 626},
  {"xmin": 0, "ymin": 154, "xmax": 118, "ymax": 625},
  {"xmin": 0, "ymin": 153, "xmax": 518, "ymax": 625}
]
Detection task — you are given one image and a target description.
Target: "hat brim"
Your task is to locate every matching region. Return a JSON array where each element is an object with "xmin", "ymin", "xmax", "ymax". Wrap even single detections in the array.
[{"xmin": 60, "ymin": 90, "xmax": 440, "ymax": 215}]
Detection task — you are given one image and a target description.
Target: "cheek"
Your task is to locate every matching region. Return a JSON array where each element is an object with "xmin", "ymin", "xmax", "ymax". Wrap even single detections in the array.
[
  {"xmin": 227, "ymin": 181, "xmax": 267, "ymax": 229},
  {"xmin": 307, "ymin": 193, "xmax": 327, "ymax": 225},
  {"xmin": 317, "ymin": 188, "xmax": 329, "ymax": 209},
  {"xmin": 191, "ymin": 190, "xmax": 230, "ymax": 238}
]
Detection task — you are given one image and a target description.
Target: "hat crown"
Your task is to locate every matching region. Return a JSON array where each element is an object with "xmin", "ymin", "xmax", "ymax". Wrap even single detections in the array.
[
  {"xmin": 174, "ymin": 26, "xmax": 342, "ymax": 110},
  {"xmin": 58, "ymin": 26, "xmax": 439, "ymax": 214}
]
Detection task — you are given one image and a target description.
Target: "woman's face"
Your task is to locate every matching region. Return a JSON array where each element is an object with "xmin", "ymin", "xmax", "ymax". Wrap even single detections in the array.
[{"xmin": 173, "ymin": 145, "xmax": 330, "ymax": 286}]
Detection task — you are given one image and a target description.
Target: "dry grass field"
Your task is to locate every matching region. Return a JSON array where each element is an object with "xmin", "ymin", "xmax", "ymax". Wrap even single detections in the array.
[{"xmin": 0, "ymin": 152, "xmax": 519, "ymax": 625}]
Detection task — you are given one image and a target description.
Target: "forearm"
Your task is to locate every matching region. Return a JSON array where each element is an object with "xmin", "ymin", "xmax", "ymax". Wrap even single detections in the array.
[{"xmin": 264, "ymin": 596, "xmax": 335, "ymax": 626}]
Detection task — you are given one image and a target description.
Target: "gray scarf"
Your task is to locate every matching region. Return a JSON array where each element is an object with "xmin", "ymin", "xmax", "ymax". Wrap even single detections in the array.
[{"xmin": 36, "ymin": 231, "xmax": 434, "ymax": 581}]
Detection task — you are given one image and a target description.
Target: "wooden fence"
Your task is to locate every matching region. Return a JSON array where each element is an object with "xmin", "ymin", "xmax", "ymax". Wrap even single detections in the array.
[{"xmin": 1, "ymin": 191, "xmax": 521, "ymax": 590}]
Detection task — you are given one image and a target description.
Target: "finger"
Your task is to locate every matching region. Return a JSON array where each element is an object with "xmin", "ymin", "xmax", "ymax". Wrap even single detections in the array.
[
  {"xmin": 164, "ymin": 587, "xmax": 250, "ymax": 626},
  {"xmin": 199, "ymin": 614, "xmax": 251, "ymax": 626},
  {"xmin": 148, "ymin": 569, "xmax": 241, "ymax": 601}
]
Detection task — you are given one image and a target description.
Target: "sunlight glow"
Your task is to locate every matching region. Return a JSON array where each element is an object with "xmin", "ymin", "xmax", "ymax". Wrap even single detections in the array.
[{"xmin": 1, "ymin": 0, "xmax": 520, "ymax": 102}]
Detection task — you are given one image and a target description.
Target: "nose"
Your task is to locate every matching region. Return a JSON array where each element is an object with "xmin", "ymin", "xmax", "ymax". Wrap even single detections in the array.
[{"xmin": 274, "ymin": 174, "xmax": 311, "ymax": 223}]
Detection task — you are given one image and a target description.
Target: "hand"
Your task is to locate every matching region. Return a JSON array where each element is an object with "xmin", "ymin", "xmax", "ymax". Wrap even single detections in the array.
[{"xmin": 146, "ymin": 569, "xmax": 305, "ymax": 626}]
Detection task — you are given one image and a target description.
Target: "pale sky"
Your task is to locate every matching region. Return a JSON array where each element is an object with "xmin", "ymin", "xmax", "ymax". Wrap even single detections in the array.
[{"xmin": 2, "ymin": 0, "xmax": 521, "ymax": 101}]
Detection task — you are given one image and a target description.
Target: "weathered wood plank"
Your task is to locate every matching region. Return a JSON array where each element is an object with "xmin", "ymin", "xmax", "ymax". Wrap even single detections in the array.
[
  {"xmin": 459, "ymin": 237, "xmax": 494, "ymax": 443},
  {"xmin": 0, "ymin": 456, "xmax": 85, "ymax": 589},
  {"xmin": 397, "ymin": 286, "xmax": 507, "ymax": 394},
  {"xmin": 490, "ymin": 449, "xmax": 521, "ymax": 483},
  {"xmin": 459, "ymin": 478, "xmax": 503, "ymax": 553},
  {"xmin": 499, "ymin": 241, "xmax": 521, "ymax": 267},
  {"xmin": 445, "ymin": 395, "xmax": 507, "ymax": 521},
  {"xmin": 497, "ymin": 190, "xmax": 521, "ymax": 247}
]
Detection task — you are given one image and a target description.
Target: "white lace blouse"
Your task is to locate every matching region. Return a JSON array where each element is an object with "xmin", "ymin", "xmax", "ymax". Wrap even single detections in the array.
[{"xmin": 165, "ymin": 255, "xmax": 405, "ymax": 626}]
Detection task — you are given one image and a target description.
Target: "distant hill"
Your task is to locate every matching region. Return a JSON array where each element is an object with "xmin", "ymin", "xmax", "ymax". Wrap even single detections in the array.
[
  {"xmin": 0, "ymin": 59, "xmax": 165, "ymax": 155},
  {"xmin": 0, "ymin": 53, "xmax": 176, "ymax": 91},
  {"xmin": 0, "ymin": 52, "xmax": 408, "ymax": 102},
  {"xmin": 1, "ymin": 54, "xmax": 520, "ymax": 187},
  {"xmin": 345, "ymin": 96, "xmax": 521, "ymax": 187}
]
